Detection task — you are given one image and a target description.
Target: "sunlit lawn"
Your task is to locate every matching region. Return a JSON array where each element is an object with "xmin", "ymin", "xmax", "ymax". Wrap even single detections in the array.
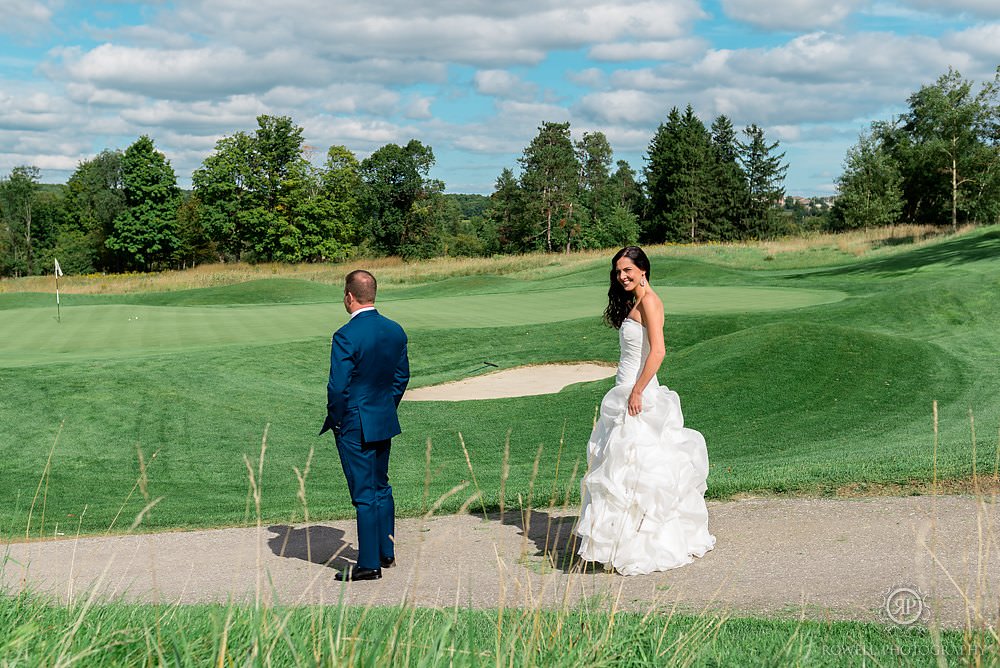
[{"xmin": 0, "ymin": 226, "xmax": 998, "ymax": 538}]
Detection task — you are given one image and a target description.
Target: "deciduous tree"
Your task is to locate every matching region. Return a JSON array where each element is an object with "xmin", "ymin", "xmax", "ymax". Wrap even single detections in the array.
[
  {"xmin": 901, "ymin": 68, "xmax": 1000, "ymax": 229},
  {"xmin": 0, "ymin": 165, "xmax": 41, "ymax": 276},
  {"xmin": 62, "ymin": 150, "xmax": 125, "ymax": 272},
  {"xmin": 831, "ymin": 127, "xmax": 903, "ymax": 230},
  {"xmin": 359, "ymin": 139, "xmax": 441, "ymax": 258},
  {"xmin": 107, "ymin": 136, "xmax": 181, "ymax": 270}
]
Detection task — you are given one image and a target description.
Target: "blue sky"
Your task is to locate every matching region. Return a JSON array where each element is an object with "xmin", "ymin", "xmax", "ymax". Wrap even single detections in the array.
[{"xmin": 1, "ymin": 1, "xmax": 998, "ymax": 196}]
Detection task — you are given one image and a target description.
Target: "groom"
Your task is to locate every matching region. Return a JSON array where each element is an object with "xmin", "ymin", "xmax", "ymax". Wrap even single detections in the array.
[{"xmin": 320, "ymin": 269, "xmax": 409, "ymax": 582}]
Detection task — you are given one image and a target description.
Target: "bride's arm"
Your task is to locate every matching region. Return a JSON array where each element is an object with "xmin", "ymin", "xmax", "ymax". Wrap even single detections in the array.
[{"xmin": 627, "ymin": 294, "xmax": 666, "ymax": 415}]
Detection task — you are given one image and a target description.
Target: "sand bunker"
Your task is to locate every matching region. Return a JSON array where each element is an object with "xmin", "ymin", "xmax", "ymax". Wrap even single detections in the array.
[{"xmin": 403, "ymin": 363, "xmax": 615, "ymax": 401}]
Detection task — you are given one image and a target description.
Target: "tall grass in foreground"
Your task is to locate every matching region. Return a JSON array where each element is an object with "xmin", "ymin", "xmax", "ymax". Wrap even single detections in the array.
[
  {"xmin": 3, "ymin": 409, "xmax": 998, "ymax": 666},
  {"xmin": 0, "ymin": 592, "xmax": 990, "ymax": 667},
  {"xmin": 0, "ymin": 224, "xmax": 976, "ymax": 295}
]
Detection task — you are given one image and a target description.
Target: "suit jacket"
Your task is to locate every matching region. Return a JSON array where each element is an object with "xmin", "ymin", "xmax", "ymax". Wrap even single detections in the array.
[{"xmin": 321, "ymin": 309, "xmax": 409, "ymax": 442}]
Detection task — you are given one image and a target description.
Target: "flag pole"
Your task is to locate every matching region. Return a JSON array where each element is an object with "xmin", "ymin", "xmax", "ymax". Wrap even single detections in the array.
[{"xmin": 54, "ymin": 258, "xmax": 63, "ymax": 323}]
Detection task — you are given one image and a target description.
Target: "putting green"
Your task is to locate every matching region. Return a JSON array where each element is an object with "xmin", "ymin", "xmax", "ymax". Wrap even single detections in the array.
[{"xmin": 0, "ymin": 285, "xmax": 844, "ymax": 367}]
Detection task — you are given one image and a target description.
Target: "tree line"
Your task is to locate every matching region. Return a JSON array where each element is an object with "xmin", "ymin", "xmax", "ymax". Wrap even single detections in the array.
[
  {"xmin": 0, "ymin": 109, "xmax": 787, "ymax": 276},
  {"xmin": 2, "ymin": 67, "xmax": 995, "ymax": 277},
  {"xmin": 832, "ymin": 67, "xmax": 1000, "ymax": 231}
]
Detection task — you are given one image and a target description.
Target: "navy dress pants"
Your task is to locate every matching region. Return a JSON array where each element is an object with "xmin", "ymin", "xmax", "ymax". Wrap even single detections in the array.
[{"xmin": 334, "ymin": 409, "xmax": 395, "ymax": 570}]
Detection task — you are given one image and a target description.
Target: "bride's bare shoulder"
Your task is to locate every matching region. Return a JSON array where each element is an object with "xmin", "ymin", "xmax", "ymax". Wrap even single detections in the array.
[{"xmin": 637, "ymin": 288, "xmax": 664, "ymax": 315}]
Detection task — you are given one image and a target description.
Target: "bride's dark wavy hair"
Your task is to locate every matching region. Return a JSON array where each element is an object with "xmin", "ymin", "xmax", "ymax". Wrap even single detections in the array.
[{"xmin": 603, "ymin": 246, "xmax": 650, "ymax": 329}]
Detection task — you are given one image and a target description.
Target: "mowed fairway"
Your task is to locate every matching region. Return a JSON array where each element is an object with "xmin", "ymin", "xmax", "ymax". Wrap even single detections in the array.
[
  {"xmin": 0, "ymin": 227, "xmax": 998, "ymax": 538},
  {"xmin": 0, "ymin": 285, "xmax": 843, "ymax": 366}
]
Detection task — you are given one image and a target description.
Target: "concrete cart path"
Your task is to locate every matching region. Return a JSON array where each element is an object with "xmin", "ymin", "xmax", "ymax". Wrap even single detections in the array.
[{"xmin": 4, "ymin": 495, "xmax": 998, "ymax": 628}]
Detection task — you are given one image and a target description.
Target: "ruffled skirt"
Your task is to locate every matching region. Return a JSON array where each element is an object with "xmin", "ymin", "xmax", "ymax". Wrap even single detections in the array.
[{"xmin": 576, "ymin": 383, "xmax": 715, "ymax": 575}]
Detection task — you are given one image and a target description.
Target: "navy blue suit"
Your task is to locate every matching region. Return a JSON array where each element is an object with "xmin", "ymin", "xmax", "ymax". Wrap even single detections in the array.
[{"xmin": 321, "ymin": 308, "xmax": 409, "ymax": 570}]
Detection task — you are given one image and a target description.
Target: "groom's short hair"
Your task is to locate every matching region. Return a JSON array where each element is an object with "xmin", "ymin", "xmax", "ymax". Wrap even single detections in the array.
[{"xmin": 345, "ymin": 269, "xmax": 377, "ymax": 304}]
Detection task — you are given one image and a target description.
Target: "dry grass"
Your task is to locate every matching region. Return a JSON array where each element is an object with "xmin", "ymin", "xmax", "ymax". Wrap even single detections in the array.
[
  {"xmin": 0, "ymin": 224, "xmax": 978, "ymax": 295},
  {"xmin": 0, "ymin": 253, "xmax": 607, "ymax": 295},
  {"xmin": 764, "ymin": 224, "xmax": 962, "ymax": 257}
]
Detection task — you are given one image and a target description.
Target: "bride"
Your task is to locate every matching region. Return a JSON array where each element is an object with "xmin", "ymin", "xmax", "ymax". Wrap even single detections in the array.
[{"xmin": 576, "ymin": 246, "xmax": 715, "ymax": 575}]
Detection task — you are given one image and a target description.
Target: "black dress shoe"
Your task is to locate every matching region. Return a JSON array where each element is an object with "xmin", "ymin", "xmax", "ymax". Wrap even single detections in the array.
[
  {"xmin": 380, "ymin": 556, "xmax": 395, "ymax": 568},
  {"xmin": 335, "ymin": 566, "xmax": 382, "ymax": 582}
]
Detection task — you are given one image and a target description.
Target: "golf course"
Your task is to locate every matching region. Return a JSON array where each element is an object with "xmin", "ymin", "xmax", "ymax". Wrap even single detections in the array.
[
  {"xmin": 2, "ymin": 225, "xmax": 1000, "ymax": 665},
  {"xmin": 1, "ymin": 226, "xmax": 997, "ymax": 538}
]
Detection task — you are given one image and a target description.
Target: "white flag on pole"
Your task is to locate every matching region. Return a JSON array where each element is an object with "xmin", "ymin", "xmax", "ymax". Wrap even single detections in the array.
[{"xmin": 54, "ymin": 258, "xmax": 63, "ymax": 277}]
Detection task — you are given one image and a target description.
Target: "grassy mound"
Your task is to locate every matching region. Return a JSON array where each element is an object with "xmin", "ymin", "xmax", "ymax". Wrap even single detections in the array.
[
  {"xmin": 677, "ymin": 322, "xmax": 964, "ymax": 457},
  {"xmin": 0, "ymin": 226, "xmax": 997, "ymax": 536}
]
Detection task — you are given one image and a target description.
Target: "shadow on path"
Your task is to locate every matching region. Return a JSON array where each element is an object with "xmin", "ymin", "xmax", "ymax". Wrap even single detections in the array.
[
  {"xmin": 496, "ymin": 508, "xmax": 606, "ymax": 574},
  {"xmin": 266, "ymin": 525, "xmax": 357, "ymax": 569}
]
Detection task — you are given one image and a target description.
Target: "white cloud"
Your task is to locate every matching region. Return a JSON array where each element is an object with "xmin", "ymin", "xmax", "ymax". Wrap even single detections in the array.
[
  {"xmin": 452, "ymin": 133, "xmax": 524, "ymax": 154},
  {"xmin": 589, "ymin": 38, "xmax": 708, "ymax": 62},
  {"xmin": 0, "ymin": 89, "xmax": 70, "ymax": 131},
  {"xmin": 898, "ymin": 0, "xmax": 1000, "ymax": 18},
  {"xmin": 574, "ymin": 29, "xmax": 988, "ymax": 136},
  {"xmin": 770, "ymin": 125, "xmax": 802, "ymax": 141},
  {"xmin": 567, "ymin": 68, "xmax": 606, "ymax": 88},
  {"xmin": 304, "ymin": 115, "xmax": 409, "ymax": 148},
  {"xmin": 9, "ymin": 0, "xmax": 1000, "ymax": 195},
  {"xmin": 311, "ymin": 85, "xmax": 402, "ymax": 115},
  {"xmin": 65, "ymin": 82, "xmax": 146, "ymax": 107},
  {"xmin": 119, "ymin": 96, "xmax": 267, "ymax": 132},
  {"xmin": 495, "ymin": 100, "xmax": 572, "ymax": 124},
  {"xmin": 162, "ymin": 0, "xmax": 706, "ymax": 67},
  {"xmin": 405, "ymin": 96, "xmax": 434, "ymax": 120},
  {"xmin": 609, "ymin": 68, "xmax": 688, "ymax": 91},
  {"xmin": 57, "ymin": 44, "xmax": 331, "ymax": 99},
  {"xmin": 0, "ymin": 126, "xmax": 93, "ymax": 178},
  {"xmin": 717, "ymin": 31, "xmax": 968, "ymax": 84},
  {"xmin": 474, "ymin": 70, "xmax": 538, "ymax": 101},
  {"xmin": 721, "ymin": 0, "xmax": 867, "ymax": 30},
  {"xmin": 5, "ymin": 153, "xmax": 81, "ymax": 171},
  {"xmin": 576, "ymin": 90, "xmax": 665, "ymax": 124},
  {"xmin": 0, "ymin": 0, "xmax": 53, "ymax": 36},
  {"xmin": 945, "ymin": 24, "xmax": 1000, "ymax": 61}
]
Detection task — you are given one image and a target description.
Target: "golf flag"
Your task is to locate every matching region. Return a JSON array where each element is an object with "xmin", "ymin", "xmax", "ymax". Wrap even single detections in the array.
[{"xmin": 54, "ymin": 258, "xmax": 63, "ymax": 322}]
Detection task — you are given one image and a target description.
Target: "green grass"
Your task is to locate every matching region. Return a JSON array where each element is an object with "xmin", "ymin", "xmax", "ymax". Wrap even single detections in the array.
[
  {"xmin": 0, "ymin": 590, "xmax": 989, "ymax": 667},
  {"xmin": 0, "ymin": 285, "xmax": 843, "ymax": 367},
  {"xmin": 1, "ymin": 226, "xmax": 999, "ymax": 538}
]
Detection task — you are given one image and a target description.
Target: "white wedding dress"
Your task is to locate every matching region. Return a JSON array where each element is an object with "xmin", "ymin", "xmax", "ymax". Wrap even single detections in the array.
[{"xmin": 576, "ymin": 317, "xmax": 715, "ymax": 575}]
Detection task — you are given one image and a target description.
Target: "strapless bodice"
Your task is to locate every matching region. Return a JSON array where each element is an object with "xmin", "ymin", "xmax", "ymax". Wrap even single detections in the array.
[{"xmin": 615, "ymin": 318, "xmax": 656, "ymax": 389}]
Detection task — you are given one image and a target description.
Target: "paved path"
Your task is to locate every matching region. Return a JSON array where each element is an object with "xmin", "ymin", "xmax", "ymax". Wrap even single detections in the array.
[{"xmin": 3, "ymin": 495, "xmax": 998, "ymax": 628}]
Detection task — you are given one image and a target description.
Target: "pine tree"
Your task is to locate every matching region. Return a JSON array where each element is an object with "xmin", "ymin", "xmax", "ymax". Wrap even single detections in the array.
[
  {"xmin": 644, "ymin": 106, "xmax": 713, "ymax": 242},
  {"xmin": 709, "ymin": 115, "xmax": 748, "ymax": 240},
  {"xmin": 575, "ymin": 131, "xmax": 613, "ymax": 246},
  {"xmin": 487, "ymin": 168, "xmax": 528, "ymax": 253},
  {"xmin": 739, "ymin": 124, "xmax": 788, "ymax": 239},
  {"xmin": 610, "ymin": 160, "xmax": 643, "ymax": 215},
  {"xmin": 518, "ymin": 122, "xmax": 580, "ymax": 252},
  {"xmin": 643, "ymin": 107, "xmax": 683, "ymax": 243}
]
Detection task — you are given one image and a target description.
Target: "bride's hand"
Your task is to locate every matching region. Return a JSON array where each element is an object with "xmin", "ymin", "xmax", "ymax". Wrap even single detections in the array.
[{"xmin": 627, "ymin": 389, "xmax": 642, "ymax": 416}]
